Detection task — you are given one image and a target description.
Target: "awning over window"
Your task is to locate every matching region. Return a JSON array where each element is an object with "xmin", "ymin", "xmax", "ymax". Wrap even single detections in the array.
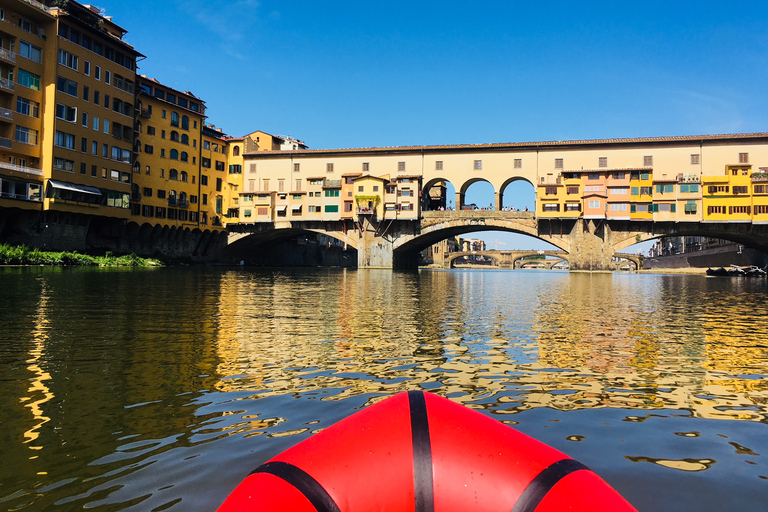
[
  {"xmin": 48, "ymin": 180, "xmax": 102, "ymax": 196},
  {"xmin": 291, "ymin": 205, "xmax": 302, "ymax": 211},
  {"xmin": 276, "ymin": 205, "xmax": 287, "ymax": 212}
]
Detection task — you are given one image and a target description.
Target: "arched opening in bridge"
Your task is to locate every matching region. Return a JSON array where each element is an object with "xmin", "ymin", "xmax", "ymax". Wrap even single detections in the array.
[
  {"xmin": 461, "ymin": 179, "xmax": 495, "ymax": 210},
  {"xmin": 500, "ymin": 178, "xmax": 535, "ymax": 212},
  {"xmin": 422, "ymin": 178, "xmax": 456, "ymax": 211},
  {"xmin": 227, "ymin": 228, "xmax": 357, "ymax": 267}
]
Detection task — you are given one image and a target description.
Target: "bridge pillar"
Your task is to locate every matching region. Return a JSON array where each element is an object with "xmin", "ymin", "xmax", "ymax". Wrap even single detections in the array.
[
  {"xmin": 495, "ymin": 191, "xmax": 501, "ymax": 211},
  {"xmin": 567, "ymin": 219, "xmax": 615, "ymax": 271},
  {"xmin": 455, "ymin": 191, "xmax": 463, "ymax": 210}
]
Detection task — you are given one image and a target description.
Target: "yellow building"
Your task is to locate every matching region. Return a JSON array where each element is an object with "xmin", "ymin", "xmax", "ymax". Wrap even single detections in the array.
[
  {"xmin": 702, "ymin": 162, "xmax": 753, "ymax": 223},
  {"xmin": 0, "ymin": 0, "xmax": 53, "ymax": 214},
  {"xmin": 629, "ymin": 169, "xmax": 654, "ymax": 220},
  {"xmin": 44, "ymin": 2, "xmax": 143, "ymax": 226},
  {"xmin": 200, "ymin": 124, "xmax": 229, "ymax": 228},
  {"xmin": 133, "ymin": 76, "xmax": 206, "ymax": 229}
]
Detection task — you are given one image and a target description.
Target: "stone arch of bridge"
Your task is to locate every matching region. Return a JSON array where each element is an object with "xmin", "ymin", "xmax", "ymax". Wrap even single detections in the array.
[
  {"xmin": 458, "ymin": 177, "xmax": 495, "ymax": 209},
  {"xmin": 512, "ymin": 252, "xmax": 570, "ymax": 268},
  {"xmin": 499, "ymin": 177, "xmax": 536, "ymax": 210},
  {"xmin": 613, "ymin": 255, "xmax": 639, "ymax": 271},
  {"xmin": 446, "ymin": 251, "xmax": 502, "ymax": 268},
  {"xmin": 227, "ymin": 226, "xmax": 360, "ymax": 251},
  {"xmin": 422, "ymin": 177, "xmax": 456, "ymax": 211},
  {"xmin": 393, "ymin": 218, "xmax": 570, "ymax": 263}
]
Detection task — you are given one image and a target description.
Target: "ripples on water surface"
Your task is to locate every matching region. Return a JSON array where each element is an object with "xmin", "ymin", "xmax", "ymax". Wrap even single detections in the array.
[{"xmin": 0, "ymin": 267, "xmax": 766, "ymax": 511}]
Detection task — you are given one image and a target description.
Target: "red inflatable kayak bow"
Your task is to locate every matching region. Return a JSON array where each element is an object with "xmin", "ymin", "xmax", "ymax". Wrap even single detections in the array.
[{"xmin": 218, "ymin": 391, "xmax": 636, "ymax": 512}]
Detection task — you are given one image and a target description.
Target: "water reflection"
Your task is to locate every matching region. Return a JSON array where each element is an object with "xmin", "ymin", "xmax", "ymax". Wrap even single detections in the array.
[
  {"xmin": 0, "ymin": 268, "xmax": 766, "ymax": 511},
  {"xmin": 213, "ymin": 271, "xmax": 768, "ymax": 422}
]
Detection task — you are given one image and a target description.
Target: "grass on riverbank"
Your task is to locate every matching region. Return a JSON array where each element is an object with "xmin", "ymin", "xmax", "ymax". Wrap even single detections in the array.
[{"xmin": 0, "ymin": 244, "xmax": 162, "ymax": 267}]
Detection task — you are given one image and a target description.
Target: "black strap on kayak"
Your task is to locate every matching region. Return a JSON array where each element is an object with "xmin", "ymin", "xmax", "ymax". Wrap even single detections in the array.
[
  {"xmin": 408, "ymin": 390, "xmax": 435, "ymax": 512},
  {"xmin": 251, "ymin": 460, "xmax": 341, "ymax": 512},
  {"xmin": 510, "ymin": 458, "xmax": 589, "ymax": 512}
]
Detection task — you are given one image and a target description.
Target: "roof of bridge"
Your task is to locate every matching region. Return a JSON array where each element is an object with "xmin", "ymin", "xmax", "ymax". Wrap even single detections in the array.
[{"xmin": 244, "ymin": 132, "xmax": 768, "ymax": 157}]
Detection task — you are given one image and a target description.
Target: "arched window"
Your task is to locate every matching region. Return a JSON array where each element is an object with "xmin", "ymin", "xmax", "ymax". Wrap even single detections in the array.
[
  {"xmin": 133, "ymin": 161, "xmax": 140, "ymax": 173},
  {"xmin": 170, "ymin": 149, "xmax": 179, "ymax": 160},
  {"xmin": 169, "ymin": 189, "xmax": 177, "ymax": 205},
  {"xmin": 169, "ymin": 168, "xmax": 178, "ymax": 180},
  {"xmin": 181, "ymin": 115, "xmax": 189, "ymax": 130},
  {"xmin": 180, "ymin": 171, "xmax": 188, "ymax": 182},
  {"xmin": 171, "ymin": 112, "xmax": 179, "ymax": 127},
  {"xmin": 179, "ymin": 191, "xmax": 187, "ymax": 204},
  {"xmin": 181, "ymin": 134, "xmax": 189, "ymax": 145},
  {"xmin": 170, "ymin": 131, "xmax": 180, "ymax": 142},
  {"xmin": 233, "ymin": 146, "xmax": 240, "ymax": 156},
  {"xmin": 180, "ymin": 151, "xmax": 188, "ymax": 162}
]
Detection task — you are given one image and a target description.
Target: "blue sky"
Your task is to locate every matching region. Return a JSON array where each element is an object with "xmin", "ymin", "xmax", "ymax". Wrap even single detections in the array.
[{"xmin": 100, "ymin": 0, "xmax": 768, "ymax": 252}]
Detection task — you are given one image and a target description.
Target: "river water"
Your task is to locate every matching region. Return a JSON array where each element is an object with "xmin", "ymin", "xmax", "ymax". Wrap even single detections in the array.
[{"xmin": 0, "ymin": 267, "xmax": 766, "ymax": 511}]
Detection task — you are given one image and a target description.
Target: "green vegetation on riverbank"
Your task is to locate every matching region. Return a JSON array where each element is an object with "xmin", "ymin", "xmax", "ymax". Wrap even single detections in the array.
[{"xmin": 0, "ymin": 244, "xmax": 162, "ymax": 267}]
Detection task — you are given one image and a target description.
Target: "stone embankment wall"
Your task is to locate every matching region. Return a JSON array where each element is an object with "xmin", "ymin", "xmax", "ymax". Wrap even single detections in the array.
[{"xmin": 644, "ymin": 244, "xmax": 768, "ymax": 269}]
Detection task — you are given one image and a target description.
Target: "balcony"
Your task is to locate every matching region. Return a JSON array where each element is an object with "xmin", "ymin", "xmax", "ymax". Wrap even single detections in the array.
[
  {"xmin": 0, "ymin": 48, "xmax": 15, "ymax": 63},
  {"xmin": 0, "ymin": 77, "xmax": 14, "ymax": 93},
  {"xmin": 138, "ymin": 108, "xmax": 151, "ymax": 119},
  {"xmin": 0, "ymin": 161, "xmax": 42, "ymax": 175},
  {"xmin": 177, "ymin": 199, "xmax": 189, "ymax": 208},
  {"xmin": 752, "ymin": 173, "xmax": 768, "ymax": 182},
  {"xmin": 0, "ymin": 107, "xmax": 12, "ymax": 122},
  {"xmin": 0, "ymin": 137, "xmax": 11, "ymax": 149}
]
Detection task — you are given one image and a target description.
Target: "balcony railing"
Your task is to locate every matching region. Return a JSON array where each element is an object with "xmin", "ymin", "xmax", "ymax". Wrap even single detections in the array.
[
  {"xmin": 138, "ymin": 108, "xmax": 151, "ymax": 119},
  {"xmin": 0, "ymin": 77, "xmax": 14, "ymax": 92},
  {"xmin": 0, "ymin": 137, "xmax": 11, "ymax": 149},
  {"xmin": 0, "ymin": 161, "xmax": 42, "ymax": 175},
  {"xmin": 0, "ymin": 48, "xmax": 15, "ymax": 63},
  {"xmin": 177, "ymin": 199, "xmax": 189, "ymax": 208},
  {"xmin": 0, "ymin": 107, "xmax": 12, "ymax": 122},
  {"xmin": 752, "ymin": 173, "xmax": 768, "ymax": 182}
]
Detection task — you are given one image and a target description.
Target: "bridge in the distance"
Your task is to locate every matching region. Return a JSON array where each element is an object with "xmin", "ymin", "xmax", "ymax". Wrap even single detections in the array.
[{"xmin": 225, "ymin": 133, "xmax": 768, "ymax": 270}]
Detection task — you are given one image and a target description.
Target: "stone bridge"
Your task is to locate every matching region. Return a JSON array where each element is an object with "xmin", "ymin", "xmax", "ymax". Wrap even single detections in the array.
[{"xmin": 227, "ymin": 210, "xmax": 765, "ymax": 271}]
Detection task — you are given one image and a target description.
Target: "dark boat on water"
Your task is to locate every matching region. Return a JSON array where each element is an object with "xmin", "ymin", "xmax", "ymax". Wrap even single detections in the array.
[{"xmin": 707, "ymin": 265, "xmax": 767, "ymax": 277}]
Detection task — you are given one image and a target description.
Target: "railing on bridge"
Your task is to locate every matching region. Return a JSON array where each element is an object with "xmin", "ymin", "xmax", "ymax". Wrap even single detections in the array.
[{"xmin": 422, "ymin": 210, "xmax": 536, "ymax": 220}]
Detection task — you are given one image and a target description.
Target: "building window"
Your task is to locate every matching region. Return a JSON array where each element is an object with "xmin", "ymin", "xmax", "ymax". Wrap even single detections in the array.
[
  {"xmin": 554, "ymin": 158, "xmax": 563, "ymax": 169},
  {"xmin": 325, "ymin": 163, "xmax": 334, "ymax": 173},
  {"xmin": 435, "ymin": 161, "xmax": 443, "ymax": 171},
  {"xmin": 18, "ymin": 70, "xmax": 41, "ymax": 91},
  {"xmin": 53, "ymin": 157, "xmax": 75, "ymax": 172},
  {"xmin": 15, "ymin": 126, "xmax": 38, "ymax": 145},
  {"xmin": 362, "ymin": 162, "xmax": 369, "ymax": 172},
  {"xmin": 739, "ymin": 152, "xmax": 749, "ymax": 164},
  {"xmin": 599, "ymin": 157, "xmax": 607, "ymax": 167},
  {"xmin": 58, "ymin": 49, "xmax": 79, "ymax": 70},
  {"xmin": 398, "ymin": 161, "xmax": 406, "ymax": 172},
  {"xmin": 19, "ymin": 41, "xmax": 42, "ymax": 63},
  {"xmin": 171, "ymin": 112, "xmax": 179, "ymax": 127},
  {"xmin": 643, "ymin": 155, "xmax": 653, "ymax": 167},
  {"xmin": 16, "ymin": 97, "xmax": 39, "ymax": 118},
  {"xmin": 514, "ymin": 159, "xmax": 522, "ymax": 169},
  {"xmin": 54, "ymin": 130, "xmax": 75, "ymax": 150},
  {"xmin": 566, "ymin": 186, "xmax": 579, "ymax": 194},
  {"xmin": 691, "ymin": 154, "xmax": 700, "ymax": 165},
  {"xmin": 55, "ymin": 103, "xmax": 77, "ymax": 123},
  {"xmin": 588, "ymin": 200, "xmax": 600, "ymax": 209},
  {"xmin": 474, "ymin": 160, "xmax": 482, "ymax": 170}
]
